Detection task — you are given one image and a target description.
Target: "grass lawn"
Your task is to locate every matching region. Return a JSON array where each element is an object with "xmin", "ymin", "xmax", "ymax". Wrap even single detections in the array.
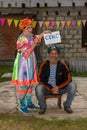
[{"xmin": 0, "ymin": 113, "xmax": 87, "ymax": 130}]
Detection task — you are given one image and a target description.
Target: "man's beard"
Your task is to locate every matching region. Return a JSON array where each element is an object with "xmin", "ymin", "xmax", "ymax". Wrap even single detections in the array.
[{"xmin": 49, "ymin": 58, "xmax": 58, "ymax": 64}]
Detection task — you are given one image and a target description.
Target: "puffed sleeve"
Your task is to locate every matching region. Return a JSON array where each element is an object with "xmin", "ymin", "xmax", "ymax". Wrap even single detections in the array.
[{"xmin": 16, "ymin": 35, "xmax": 28, "ymax": 50}]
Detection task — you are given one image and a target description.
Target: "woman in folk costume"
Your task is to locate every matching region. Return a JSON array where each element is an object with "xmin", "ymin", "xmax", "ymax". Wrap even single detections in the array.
[{"xmin": 12, "ymin": 18, "xmax": 50, "ymax": 114}]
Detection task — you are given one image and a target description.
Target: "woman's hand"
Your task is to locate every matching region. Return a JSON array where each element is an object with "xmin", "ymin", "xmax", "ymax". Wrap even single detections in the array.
[
  {"xmin": 34, "ymin": 37, "xmax": 39, "ymax": 44},
  {"xmin": 43, "ymin": 30, "xmax": 51, "ymax": 35},
  {"xmin": 34, "ymin": 30, "xmax": 51, "ymax": 44},
  {"xmin": 40, "ymin": 30, "xmax": 51, "ymax": 38},
  {"xmin": 41, "ymin": 30, "xmax": 51, "ymax": 37}
]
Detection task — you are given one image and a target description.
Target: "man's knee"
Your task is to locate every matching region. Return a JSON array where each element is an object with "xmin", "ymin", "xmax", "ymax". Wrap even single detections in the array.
[
  {"xmin": 35, "ymin": 84, "xmax": 45, "ymax": 95},
  {"xmin": 69, "ymin": 82, "xmax": 77, "ymax": 92}
]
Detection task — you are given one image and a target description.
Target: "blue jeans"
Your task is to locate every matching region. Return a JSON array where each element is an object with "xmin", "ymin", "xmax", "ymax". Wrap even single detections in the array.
[{"xmin": 35, "ymin": 82, "xmax": 77, "ymax": 109}]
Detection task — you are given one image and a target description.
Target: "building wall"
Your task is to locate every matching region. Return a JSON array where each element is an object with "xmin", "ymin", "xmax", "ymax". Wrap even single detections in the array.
[
  {"xmin": 0, "ymin": 6, "xmax": 87, "ymax": 72},
  {"xmin": 0, "ymin": 0, "xmax": 87, "ymax": 7},
  {"xmin": 38, "ymin": 7, "xmax": 87, "ymax": 72},
  {"xmin": 0, "ymin": 26, "xmax": 19, "ymax": 59}
]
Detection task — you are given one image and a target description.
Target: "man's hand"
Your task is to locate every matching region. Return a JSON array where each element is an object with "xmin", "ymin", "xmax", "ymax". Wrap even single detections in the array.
[{"xmin": 51, "ymin": 86, "xmax": 59, "ymax": 94}]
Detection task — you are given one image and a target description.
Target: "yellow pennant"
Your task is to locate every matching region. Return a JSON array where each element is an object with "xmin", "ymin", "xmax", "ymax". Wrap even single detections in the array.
[
  {"xmin": 66, "ymin": 21, "xmax": 71, "ymax": 28},
  {"xmin": 45, "ymin": 21, "xmax": 50, "ymax": 29},
  {"xmin": 7, "ymin": 19, "xmax": 13, "ymax": 27}
]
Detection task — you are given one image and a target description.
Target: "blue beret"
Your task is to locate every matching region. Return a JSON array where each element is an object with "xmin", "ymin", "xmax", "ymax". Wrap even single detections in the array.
[{"xmin": 47, "ymin": 45, "xmax": 60, "ymax": 53}]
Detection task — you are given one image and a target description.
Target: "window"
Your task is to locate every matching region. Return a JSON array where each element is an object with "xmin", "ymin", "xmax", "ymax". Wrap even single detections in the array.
[
  {"xmin": 58, "ymin": 2, "xmax": 61, "ymax": 7},
  {"xmin": 22, "ymin": 3, "xmax": 25, "ymax": 8},
  {"xmin": 85, "ymin": 2, "xmax": 87, "ymax": 7},
  {"xmin": 8, "ymin": 3, "xmax": 11, "ymax": 8},
  {"xmin": 44, "ymin": 3, "xmax": 48, "ymax": 7},
  {"xmin": 15, "ymin": 2, "xmax": 17, "ymax": 7},
  {"xmin": 55, "ymin": 11, "xmax": 58, "ymax": 15},
  {"xmin": 57, "ymin": 1, "xmax": 61, "ymax": 7},
  {"xmin": 82, "ymin": 22, "xmax": 87, "ymax": 47},
  {"xmin": 72, "ymin": 2, "xmax": 75, "ymax": 7},
  {"xmin": 1, "ymin": 1, "xmax": 3, "ymax": 7},
  {"xmin": 37, "ymin": 3, "xmax": 40, "ymax": 7}
]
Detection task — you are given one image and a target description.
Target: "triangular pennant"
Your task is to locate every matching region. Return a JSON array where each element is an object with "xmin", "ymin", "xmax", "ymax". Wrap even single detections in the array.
[
  {"xmin": 72, "ymin": 20, "xmax": 76, "ymax": 27},
  {"xmin": 0, "ymin": 18, "xmax": 6, "ymax": 26},
  {"xmin": 82, "ymin": 20, "xmax": 86, "ymax": 26},
  {"xmin": 45, "ymin": 21, "xmax": 50, "ymax": 29},
  {"xmin": 39, "ymin": 21, "xmax": 43, "ymax": 28},
  {"xmin": 56, "ymin": 21, "xmax": 60, "ymax": 28},
  {"xmin": 7, "ymin": 19, "xmax": 13, "ymax": 27},
  {"xmin": 61, "ymin": 21, "xmax": 65, "ymax": 28},
  {"xmin": 33, "ymin": 21, "xmax": 37, "ymax": 28},
  {"xmin": 51, "ymin": 21, "xmax": 56, "ymax": 28},
  {"xmin": 14, "ymin": 19, "xmax": 19, "ymax": 27},
  {"xmin": 77, "ymin": 20, "xmax": 81, "ymax": 27},
  {"xmin": 66, "ymin": 21, "xmax": 71, "ymax": 27}
]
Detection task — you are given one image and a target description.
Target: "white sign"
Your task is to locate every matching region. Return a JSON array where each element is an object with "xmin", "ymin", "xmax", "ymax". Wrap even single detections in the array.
[{"xmin": 44, "ymin": 31, "xmax": 61, "ymax": 45}]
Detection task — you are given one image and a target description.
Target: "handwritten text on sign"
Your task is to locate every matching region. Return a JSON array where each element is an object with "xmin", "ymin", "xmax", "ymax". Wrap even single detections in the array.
[{"xmin": 44, "ymin": 31, "xmax": 61, "ymax": 45}]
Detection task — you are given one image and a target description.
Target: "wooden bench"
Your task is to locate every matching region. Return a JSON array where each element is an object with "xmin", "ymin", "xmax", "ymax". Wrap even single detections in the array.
[{"xmin": 45, "ymin": 94, "xmax": 62, "ymax": 109}]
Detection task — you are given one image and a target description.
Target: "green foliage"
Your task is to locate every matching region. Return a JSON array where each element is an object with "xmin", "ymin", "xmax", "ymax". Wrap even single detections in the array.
[
  {"xmin": 0, "ymin": 65, "xmax": 13, "ymax": 82},
  {"xmin": 0, "ymin": 65, "xmax": 12, "ymax": 76},
  {"xmin": 71, "ymin": 72, "xmax": 87, "ymax": 77}
]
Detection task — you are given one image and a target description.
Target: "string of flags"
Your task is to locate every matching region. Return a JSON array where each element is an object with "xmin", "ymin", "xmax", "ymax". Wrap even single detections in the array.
[{"xmin": 0, "ymin": 18, "xmax": 87, "ymax": 28}]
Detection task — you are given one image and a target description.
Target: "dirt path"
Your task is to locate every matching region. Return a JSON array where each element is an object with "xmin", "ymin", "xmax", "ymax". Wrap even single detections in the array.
[{"xmin": 0, "ymin": 77, "xmax": 87, "ymax": 120}]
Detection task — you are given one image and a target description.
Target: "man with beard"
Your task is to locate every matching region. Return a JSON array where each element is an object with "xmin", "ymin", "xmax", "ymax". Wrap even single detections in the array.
[{"xmin": 35, "ymin": 45, "xmax": 77, "ymax": 114}]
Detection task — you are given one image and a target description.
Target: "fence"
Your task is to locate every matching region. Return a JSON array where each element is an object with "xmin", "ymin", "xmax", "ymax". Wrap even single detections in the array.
[
  {"xmin": 69, "ymin": 60, "xmax": 87, "ymax": 72},
  {"xmin": 0, "ymin": 59, "xmax": 87, "ymax": 72}
]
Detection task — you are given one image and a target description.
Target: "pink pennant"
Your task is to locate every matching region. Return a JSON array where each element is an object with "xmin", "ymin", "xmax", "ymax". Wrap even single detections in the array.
[
  {"xmin": 39, "ymin": 21, "xmax": 43, "ymax": 28},
  {"xmin": 61, "ymin": 21, "xmax": 65, "ymax": 28},
  {"xmin": 72, "ymin": 20, "xmax": 76, "ymax": 27},
  {"xmin": 51, "ymin": 21, "xmax": 56, "ymax": 28},
  {"xmin": 0, "ymin": 18, "xmax": 6, "ymax": 26},
  {"xmin": 82, "ymin": 20, "xmax": 86, "ymax": 26}
]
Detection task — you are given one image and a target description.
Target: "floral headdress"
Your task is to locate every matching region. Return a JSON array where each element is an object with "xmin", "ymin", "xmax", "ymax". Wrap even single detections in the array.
[{"xmin": 19, "ymin": 18, "xmax": 33, "ymax": 30}]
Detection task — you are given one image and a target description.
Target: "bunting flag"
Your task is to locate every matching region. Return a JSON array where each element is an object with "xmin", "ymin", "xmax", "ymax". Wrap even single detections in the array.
[
  {"xmin": 72, "ymin": 20, "xmax": 76, "ymax": 27},
  {"xmin": 61, "ymin": 21, "xmax": 65, "ymax": 28},
  {"xmin": 33, "ymin": 21, "xmax": 37, "ymax": 28},
  {"xmin": 82, "ymin": 20, "xmax": 86, "ymax": 26},
  {"xmin": 45, "ymin": 21, "xmax": 50, "ymax": 29},
  {"xmin": 7, "ymin": 19, "xmax": 13, "ymax": 27},
  {"xmin": 77, "ymin": 20, "xmax": 81, "ymax": 27},
  {"xmin": 66, "ymin": 21, "xmax": 71, "ymax": 28},
  {"xmin": 51, "ymin": 21, "xmax": 56, "ymax": 28},
  {"xmin": 0, "ymin": 17, "xmax": 86, "ymax": 28},
  {"xmin": 0, "ymin": 18, "xmax": 6, "ymax": 26},
  {"xmin": 56, "ymin": 21, "xmax": 60, "ymax": 28},
  {"xmin": 38, "ymin": 21, "xmax": 43, "ymax": 28},
  {"xmin": 14, "ymin": 20, "xmax": 19, "ymax": 27}
]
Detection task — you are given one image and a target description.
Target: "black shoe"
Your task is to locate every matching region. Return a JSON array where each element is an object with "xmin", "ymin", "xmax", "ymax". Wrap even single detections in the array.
[
  {"xmin": 38, "ymin": 108, "xmax": 46, "ymax": 115},
  {"xmin": 64, "ymin": 106, "xmax": 73, "ymax": 114}
]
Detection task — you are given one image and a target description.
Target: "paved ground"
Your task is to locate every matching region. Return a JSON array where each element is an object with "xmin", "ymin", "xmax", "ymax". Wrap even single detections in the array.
[{"xmin": 0, "ymin": 77, "xmax": 87, "ymax": 120}]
